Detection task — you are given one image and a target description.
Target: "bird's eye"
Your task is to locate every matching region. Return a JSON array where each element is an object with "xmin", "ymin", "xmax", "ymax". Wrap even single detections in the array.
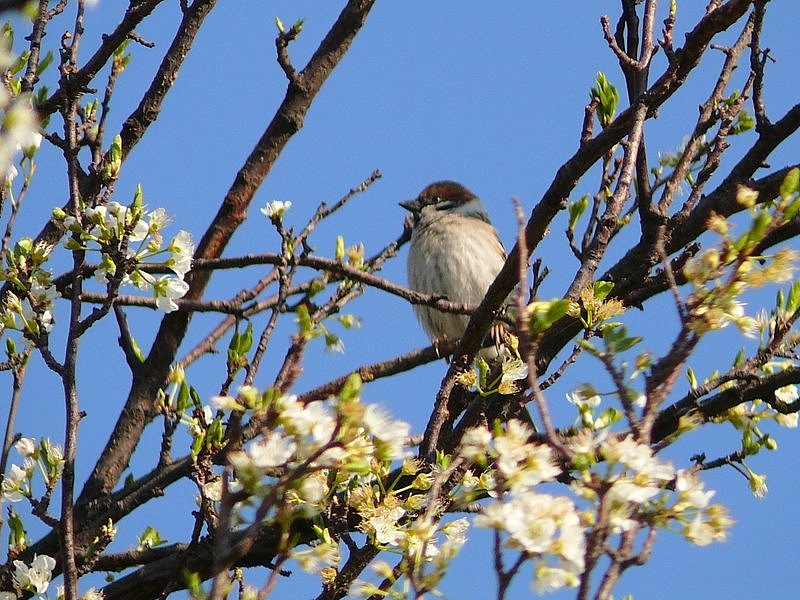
[{"xmin": 434, "ymin": 196, "xmax": 457, "ymax": 211}]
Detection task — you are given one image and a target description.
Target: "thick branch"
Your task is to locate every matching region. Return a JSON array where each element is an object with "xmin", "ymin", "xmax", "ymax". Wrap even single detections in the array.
[
  {"xmin": 76, "ymin": 0, "xmax": 377, "ymax": 514},
  {"xmin": 421, "ymin": 0, "xmax": 754, "ymax": 457}
]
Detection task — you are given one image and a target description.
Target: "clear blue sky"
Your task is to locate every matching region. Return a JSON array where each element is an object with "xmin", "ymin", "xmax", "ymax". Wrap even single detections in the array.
[{"xmin": 9, "ymin": 1, "xmax": 800, "ymax": 598}]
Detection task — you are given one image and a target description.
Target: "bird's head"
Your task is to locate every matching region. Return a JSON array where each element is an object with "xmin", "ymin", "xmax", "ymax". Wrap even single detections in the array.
[{"xmin": 400, "ymin": 180, "xmax": 491, "ymax": 224}]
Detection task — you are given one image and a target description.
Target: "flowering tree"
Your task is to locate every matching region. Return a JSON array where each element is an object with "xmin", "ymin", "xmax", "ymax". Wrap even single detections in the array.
[{"xmin": 0, "ymin": 1, "xmax": 797, "ymax": 599}]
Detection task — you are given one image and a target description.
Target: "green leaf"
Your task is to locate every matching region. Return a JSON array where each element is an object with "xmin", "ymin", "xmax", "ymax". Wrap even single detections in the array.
[
  {"xmin": 236, "ymin": 322, "xmax": 253, "ymax": 354},
  {"xmin": 601, "ymin": 323, "xmax": 641, "ymax": 353},
  {"xmin": 324, "ymin": 330, "xmax": 342, "ymax": 352},
  {"xmin": 686, "ymin": 367, "xmax": 698, "ymax": 390},
  {"xmin": 594, "ymin": 407, "xmax": 622, "ymax": 429},
  {"xmin": 527, "ymin": 298, "xmax": 571, "ymax": 335},
  {"xmin": 776, "ymin": 288, "xmax": 786, "ymax": 311},
  {"xmin": 176, "ymin": 381, "xmax": 190, "ymax": 412},
  {"xmin": 206, "ymin": 417, "xmax": 224, "ymax": 449},
  {"xmin": 742, "ymin": 432, "xmax": 760, "ymax": 456},
  {"xmin": 784, "ymin": 194, "xmax": 800, "ymax": 222},
  {"xmin": 436, "ymin": 449, "xmax": 452, "ymax": 470},
  {"xmin": 335, "ymin": 235, "xmax": 345, "ymax": 261},
  {"xmin": 339, "ymin": 372, "xmax": 361, "ymax": 402},
  {"xmin": 137, "ymin": 526, "xmax": 167, "ymax": 550},
  {"xmin": 780, "ymin": 167, "xmax": 799, "ymax": 200},
  {"xmin": 7, "ymin": 510, "xmax": 26, "ymax": 549},
  {"xmin": 190, "ymin": 386, "xmax": 202, "ymax": 409},
  {"xmin": 593, "ymin": 280, "xmax": 615, "ymax": 301},
  {"xmin": 309, "ymin": 275, "xmax": 327, "ymax": 295},
  {"xmin": 1, "ymin": 23, "xmax": 13, "ymax": 50},
  {"xmin": 113, "ymin": 39, "xmax": 129, "ymax": 59},
  {"xmin": 14, "ymin": 237, "xmax": 32, "ymax": 257},
  {"xmin": 568, "ymin": 195, "xmax": 589, "ymax": 230},
  {"xmin": 38, "ymin": 50, "xmax": 53, "ymax": 73},
  {"xmin": 337, "ymin": 314, "xmax": 360, "ymax": 329},
  {"xmin": 190, "ymin": 434, "xmax": 203, "ymax": 457},
  {"xmin": 104, "ymin": 134, "xmax": 123, "ymax": 179},
  {"xmin": 786, "ymin": 280, "xmax": 800, "ymax": 315},
  {"xmin": 129, "ymin": 332, "xmax": 144, "ymax": 363},
  {"xmin": 296, "ymin": 303, "xmax": 313, "ymax": 335},
  {"xmin": 732, "ymin": 348, "xmax": 745, "ymax": 368},
  {"xmin": 9, "ymin": 49, "xmax": 29, "ymax": 76},
  {"xmin": 734, "ymin": 210, "xmax": 772, "ymax": 252},
  {"xmin": 578, "ymin": 338, "xmax": 600, "ymax": 357},
  {"xmin": 590, "ymin": 72, "xmax": 619, "ymax": 127},
  {"xmin": 129, "ymin": 183, "xmax": 144, "ymax": 219},
  {"xmin": 731, "ymin": 110, "xmax": 755, "ymax": 135}
]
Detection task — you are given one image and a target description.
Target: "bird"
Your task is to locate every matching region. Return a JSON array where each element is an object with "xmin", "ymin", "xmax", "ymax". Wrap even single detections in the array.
[{"xmin": 400, "ymin": 180, "xmax": 508, "ymax": 359}]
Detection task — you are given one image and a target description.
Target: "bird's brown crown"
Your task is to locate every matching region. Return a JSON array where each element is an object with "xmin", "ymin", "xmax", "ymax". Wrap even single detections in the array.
[{"xmin": 417, "ymin": 180, "xmax": 478, "ymax": 208}]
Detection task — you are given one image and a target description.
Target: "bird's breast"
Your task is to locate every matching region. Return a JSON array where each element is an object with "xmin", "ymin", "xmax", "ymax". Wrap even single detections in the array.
[{"xmin": 408, "ymin": 216, "xmax": 505, "ymax": 301}]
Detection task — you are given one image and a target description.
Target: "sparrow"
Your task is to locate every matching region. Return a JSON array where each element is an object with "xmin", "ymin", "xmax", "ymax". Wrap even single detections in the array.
[{"xmin": 401, "ymin": 180, "xmax": 507, "ymax": 358}]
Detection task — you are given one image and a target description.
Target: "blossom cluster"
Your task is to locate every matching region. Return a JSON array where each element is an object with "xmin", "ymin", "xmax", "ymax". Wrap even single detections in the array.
[
  {"xmin": 52, "ymin": 193, "xmax": 195, "ymax": 312},
  {"xmin": 712, "ymin": 378, "xmax": 799, "ymax": 492},
  {"xmin": 682, "ymin": 175, "xmax": 800, "ymax": 337},
  {"xmin": 0, "ymin": 42, "xmax": 41, "ymax": 185},
  {"xmin": 216, "ymin": 383, "xmax": 411, "ymax": 492},
  {"xmin": 0, "ymin": 554, "xmax": 56, "ymax": 598},
  {"xmin": 0, "ymin": 238, "xmax": 58, "ymax": 338},
  {"xmin": 205, "ymin": 378, "xmax": 417, "ymax": 576},
  {"xmin": 461, "ymin": 420, "xmax": 586, "ymax": 593},
  {"xmin": 202, "ymin": 380, "xmax": 471, "ymax": 596},
  {"xmin": 351, "ymin": 514, "xmax": 469, "ymax": 597},
  {"xmin": 0, "ymin": 441, "xmax": 93, "ymax": 598},
  {"xmin": 569, "ymin": 433, "xmax": 731, "ymax": 546},
  {"xmin": 455, "ymin": 415, "xmax": 736, "ymax": 594},
  {"xmin": 1, "ymin": 437, "xmax": 64, "ymax": 505},
  {"xmin": 0, "ymin": 556, "xmax": 105, "ymax": 600}
]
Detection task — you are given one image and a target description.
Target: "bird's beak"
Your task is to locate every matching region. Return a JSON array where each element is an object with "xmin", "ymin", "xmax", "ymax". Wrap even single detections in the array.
[{"xmin": 399, "ymin": 198, "xmax": 422, "ymax": 213}]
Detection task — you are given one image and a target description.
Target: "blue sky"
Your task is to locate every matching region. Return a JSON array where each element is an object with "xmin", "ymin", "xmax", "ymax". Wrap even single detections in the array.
[{"xmin": 8, "ymin": 1, "xmax": 800, "ymax": 598}]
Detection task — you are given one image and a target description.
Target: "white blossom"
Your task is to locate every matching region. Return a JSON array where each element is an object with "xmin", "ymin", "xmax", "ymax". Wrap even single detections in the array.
[
  {"xmin": 675, "ymin": 469, "xmax": 715, "ymax": 509},
  {"xmin": 748, "ymin": 472, "xmax": 768, "ymax": 499},
  {"xmin": 167, "ymin": 230, "xmax": 194, "ymax": 277},
  {"xmin": 459, "ymin": 425, "xmax": 492, "ymax": 461},
  {"xmin": 247, "ymin": 431, "xmax": 297, "ymax": 469},
  {"xmin": 3, "ymin": 163, "xmax": 17, "ymax": 182},
  {"xmin": 147, "ymin": 207, "xmax": 170, "ymax": 232},
  {"xmin": 129, "ymin": 218, "xmax": 150, "ymax": 244},
  {"xmin": 367, "ymin": 504, "xmax": 406, "ymax": 546},
  {"xmin": 566, "ymin": 387, "xmax": 601, "ymax": 410},
  {"xmin": 1, "ymin": 463, "xmax": 27, "ymax": 502},
  {"xmin": 297, "ymin": 471, "xmax": 328, "ymax": 506},
  {"xmin": 600, "ymin": 435, "xmax": 675, "ymax": 481},
  {"xmin": 476, "ymin": 491, "xmax": 584, "ymax": 574},
  {"xmin": 364, "ymin": 404, "xmax": 409, "ymax": 444},
  {"xmin": 210, "ymin": 394, "xmax": 244, "ymax": 412},
  {"xmin": 533, "ymin": 565, "xmax": 579, "ymax": 594},
  {"xmin": 12, "ymin": 554, "xmax": 56, "ymax": 594},
  {"xmin": 685, "ymin": 514, "xmax": 724, "ymax": 546},
  {"xmin": 260, "ymin": 200, "xmax": 292, "ymax": 219},
  {"xmin": 775, "ymin": 411, "xmax": 799, "ymax": 428},
  {"xmin": 152, "ymin": 276, "xmax": 190, "ymax": 312},
  {"xmin": 0, "ymin": 101, "xmax": 39, "ymax": 178},
  {"xmin": 440, "ymin": 517, "xmax": 469, "ymax": 548},
  {"xmin": 279, "ymin": 395, "xmax": 337, "ymax": 444},
  {"xmin": 14, "ymin": 437, "xmax": 35, "ymax": 458}
]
